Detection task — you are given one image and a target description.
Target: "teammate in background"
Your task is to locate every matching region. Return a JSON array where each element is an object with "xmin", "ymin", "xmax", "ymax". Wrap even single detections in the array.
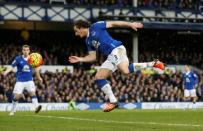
[
  {"xmin": 183, "ymin": 65, "xmax": 198, "ymax": 104},
  {"xmin": 69, "ymin": 20, "xmax": 165, "ymax": 112},
  {"xmin": 2, "ymin": 45, "xmax": 43, "ymax": 116}
]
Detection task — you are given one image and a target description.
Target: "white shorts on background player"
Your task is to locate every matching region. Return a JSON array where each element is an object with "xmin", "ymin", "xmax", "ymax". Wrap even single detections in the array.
[
  {"xmin": 13, "ymin": 81, "xmax": 36, "ymax": 94},
  {"xmin": 100, "ymin": 45, "xmax": 128, "ymax": 72},
  {"xmin": 184, "ymin": 89, "xmax": 196, "ymax": 97}
]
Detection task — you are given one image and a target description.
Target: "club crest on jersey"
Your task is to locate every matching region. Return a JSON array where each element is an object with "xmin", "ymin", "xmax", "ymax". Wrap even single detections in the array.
[{"xmin": 92, "ymin": 40, "xmax": 100, "ymax": 49}]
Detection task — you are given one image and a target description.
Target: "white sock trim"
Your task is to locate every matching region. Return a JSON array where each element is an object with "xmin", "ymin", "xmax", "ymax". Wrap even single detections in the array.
[
  {"xmin": 133, "ymin": 61, "xmax": 154, "ymax": 70},
  {"xmin": 101, "ymin": 84, "xmax": 117, "ymax": 103},
  {"xmin": 32, "ymin": 97, "xmax": 39, "ymax": 109},
  {"xmin": 11, "ymin": 101, "xmax": 18, "ymax": 113}
]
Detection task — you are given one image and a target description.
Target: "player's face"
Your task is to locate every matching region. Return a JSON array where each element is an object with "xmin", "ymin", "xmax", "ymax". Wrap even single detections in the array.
[
  {"xmin": 22, "ymin": 47, "xmax": 30, "ymax": 57},
  {"xmin": 74, "ymin": 26, "xmax": 87, "ymax": 38},
  {"xmin": 184, "ymin": 65, "xmax": 190, "ymax": 72}
]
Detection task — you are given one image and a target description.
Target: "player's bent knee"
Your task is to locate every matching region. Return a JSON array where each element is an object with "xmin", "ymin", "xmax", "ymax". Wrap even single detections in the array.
[
  {"xmin": 120, "ymin": 70, "xmax": 130, "ymax": 76},
  {"xmin": 95, "ymin": 72, "xmax": 108, "ymax": 80},
  {"xmin": 29, "ymin": 92, "xmax": 36, "ymax": 97},
  {"xmin": 13, "ymin": 94, "xmax": 21, "ymax": 101},
  {"xmin": 95, "ymin": 75, "xmax": 105, "ymax": 80}
]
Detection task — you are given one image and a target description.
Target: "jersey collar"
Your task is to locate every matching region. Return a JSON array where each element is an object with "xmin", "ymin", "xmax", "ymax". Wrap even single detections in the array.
[
  {"xmin": 22, "ymin": 55, "xmax": 28, "ymax": 61},
  {"xmin": 186, "ymin": 71, "xmax": 190, "ymax": 75},
  {"xmin": 87, "ymin": 29, "xmax": 90, "ymax": 38}
]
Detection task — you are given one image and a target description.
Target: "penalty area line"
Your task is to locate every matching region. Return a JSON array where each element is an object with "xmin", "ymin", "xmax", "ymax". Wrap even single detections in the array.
[{"xmin": 24, "ymin": 115, "xmax": 202, "ymax": 128}]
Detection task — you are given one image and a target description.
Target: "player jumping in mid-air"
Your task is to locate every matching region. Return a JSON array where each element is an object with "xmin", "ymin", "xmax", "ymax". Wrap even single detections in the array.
[
  {"xmin": 2, "ymin": 45, "xmax": 43, "ymax": 115},
  {"xmin": 183, "ymin": 65, "xmax": 198, "ymax": 104},
  {"xmin": 69, "ymin": 20, "xmax": 165, "ymax": 112}
]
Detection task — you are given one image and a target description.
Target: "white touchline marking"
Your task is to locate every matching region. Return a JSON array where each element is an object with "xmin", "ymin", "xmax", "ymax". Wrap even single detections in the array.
[{"xmin": 24, "ymin": 115, "xmax": 202, "ymax": 128}]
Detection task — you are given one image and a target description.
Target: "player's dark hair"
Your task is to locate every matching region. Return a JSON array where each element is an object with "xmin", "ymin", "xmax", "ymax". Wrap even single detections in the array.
[
  {"xmin": 185, "ymin": 65, "xmax": 190, "ymax": 68},
  {"xmin": 22, "ymin": 45, "xmax": 30, "ymax": 49},
  {"xmin": 74, "ymin": 20, "xmax": 90, "ymax": 29}
]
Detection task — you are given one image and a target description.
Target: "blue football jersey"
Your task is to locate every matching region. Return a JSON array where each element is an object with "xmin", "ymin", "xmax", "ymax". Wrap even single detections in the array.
[
  {"xmin": 86, "ymin": 21, "xmax": 122, "ymax": 56},
  {"xmin": 183, "ymin": 71, "xmax": 198, "ymax": 90},
  {"xmin": 12, "ymin": 55, "xmax": 33, "ymax": 82}
]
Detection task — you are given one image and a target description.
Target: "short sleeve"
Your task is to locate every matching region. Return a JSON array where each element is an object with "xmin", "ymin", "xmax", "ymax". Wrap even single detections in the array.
[
  {"xmin": 11, "ymin": 57, "xmax": 17, "ymax": 67},
  {"xmin": 91, "ymin": 21, "xmax": 106, "ymax": 30},
  {"xmin": 193, "ymin": 73, "xmax": 197, "ymax": 78},
  {"xmin": 86, "ymin": 38, "xmax": 96, "ymax": 52},
  {"xmin": 182, "ymin": 74, "xmax": 185, "ymax": 81},
  {"xmin": 193, "ymin": 73, "xmax": 198, "ymax": 83}
]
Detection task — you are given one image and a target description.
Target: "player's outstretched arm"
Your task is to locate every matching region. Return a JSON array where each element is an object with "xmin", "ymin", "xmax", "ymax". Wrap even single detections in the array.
[
  {"xmin": 69, "ymin": 51, "xmax": 96, "ymax": 63},
  {"xmin": 106, "ymin": 21, "xmax": 143, "ymax": 31},
  {"xmin": 2, "ymin": 66, "xmax": 14, "ymax": 76},
  {"xmin": 34, "ymin": 67, "xmax": 43, "ymax": 83}
]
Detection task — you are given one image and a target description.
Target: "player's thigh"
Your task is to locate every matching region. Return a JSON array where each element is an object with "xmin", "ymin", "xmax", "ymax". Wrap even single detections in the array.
[
  {"xmin": 184, "ymin": 89, "xmax": 190, "ymax": 98},
  {"xmin": 98, "ymin": 59, "xmax": 115, "ymax": 78},
  {"xmin": 95, "ymin": 68, "xmax": 112, "ymax": 80},
  {"xmin": 25, "ymin": 81, "xmax": 36, "ymax": 96},
  {"xmin": 190, "ymin": 89, "xmax": 197, "ymax": 97},
  {"xmin": 13, "ymin": 82, "xmax": 24, "ymax": 95},
  {"xmin": 117, "ymin": 60, "xmax": 130, "ymax": 75},
  {"xmin": 112, "ymin": 45, "xmax": 129, "ymax": 75}
]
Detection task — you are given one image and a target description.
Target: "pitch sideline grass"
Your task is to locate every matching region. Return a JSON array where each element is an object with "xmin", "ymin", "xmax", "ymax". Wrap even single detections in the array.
[{"xmin": 0, "ymin": 109, "xmax": 203, "ymax": 131}]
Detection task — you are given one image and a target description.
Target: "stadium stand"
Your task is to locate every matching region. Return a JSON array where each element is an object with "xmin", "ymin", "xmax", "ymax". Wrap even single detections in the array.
[
  {"xmin": 0, "ymin": 68, "xmax": 203, "ymax": 103},
  {"xmin": 0, "ymin": 0, "xmax": 202, "ymax": 104},
  {"xmin": 1, "ymin": 41, "xmax": 202, "ymax": 69},
  {"xmin": 2, "ymin": 0, "xmax": 203, "ymax": 10},
  {"xmin": 0, "ymin": 1, "xmax": 203, "ymax": 130},
  {"xmin": 138, "ymin": 0, "xmax": 202, "ymax": 9},
  {"xmin": 0, "ymin": 30, "xmax": 202, "ymax": 69},
  {"xmin": 3, "ymin": 0, "xmax": 133, "ymax": 6},
  {"xmin": 0, "ymin": 30, "xmax": 202, "ymax": 103}
]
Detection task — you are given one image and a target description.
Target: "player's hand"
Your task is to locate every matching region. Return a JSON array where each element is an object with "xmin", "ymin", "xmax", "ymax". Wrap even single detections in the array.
[
  {"xmin": 1, "ymin": 71, "xmax": 7, "ymax": 77},
  {"xmin": 38, "ymin": 77, "xmax": 43, "ymax": 83},
  {"xmin": 130, "ymin": 22, "xmax": 143, "ymax": 31},
  {"xmin": 69, "ymin": 56, "xmax": 81, "ymax": 63}
]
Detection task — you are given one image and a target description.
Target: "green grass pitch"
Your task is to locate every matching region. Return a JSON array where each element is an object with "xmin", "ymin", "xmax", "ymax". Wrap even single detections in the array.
[{"xmin": 1, "ymin": 109, "xmax": 203, "ymax": 131}]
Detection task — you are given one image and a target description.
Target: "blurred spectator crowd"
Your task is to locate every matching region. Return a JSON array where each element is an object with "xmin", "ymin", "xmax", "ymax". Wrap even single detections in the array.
[
  {"xmin": 0, "ymin": 30, "xmax": 202, "ymax": 69},
  {"xmin": 0, "ymin": 43, "xmax": 60, "ymax": 65},
  {"xmin": 138, "ymin": 0, "xmax": 203, "ymax": 10},
  {"xmin": 0, "ymin": 68, "xmax": 203, "ymax": 103},
  {"xmin": 2, "ymin": 0, "xmax": 203, "ymax": 10},
  {"xmin": 138, "ymin": 31, "xmax": 203, "ymax": 69},
  {"xmin": 2, "ymin": 0, "xmax": 132, "ymax": 7},
  {"xmin": 0, "ymin": 30, "xmax": 202, "ymax": 103},
  {"xmin": 0, "ymin": 42, "xmax": 202, "ymax": 69}
]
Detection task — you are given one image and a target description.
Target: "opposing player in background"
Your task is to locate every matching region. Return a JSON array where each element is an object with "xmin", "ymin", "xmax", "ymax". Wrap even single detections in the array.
[
  {"xmin": 2, "ymin": 45, "xmax": 43, "ymax": 115},
  {"xmin": 69, "ymin": 20, "xmax": 165, "ymax": 112},
  {"xmin": 183, "ymin": 65, "xmax": 198, "ymax": 104}
]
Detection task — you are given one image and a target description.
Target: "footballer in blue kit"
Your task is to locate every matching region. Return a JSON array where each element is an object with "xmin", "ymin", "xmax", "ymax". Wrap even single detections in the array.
[
  {"xmin": 2, "ymin": 45, "xmax": 43, "ymax": 116},
  {"xmin": 183, "ymin": 65, "xmax": 198, "ymax": 104},
  {"xmin": 69, "ymin": 20, "xmax": 166, "ymax": 112}
]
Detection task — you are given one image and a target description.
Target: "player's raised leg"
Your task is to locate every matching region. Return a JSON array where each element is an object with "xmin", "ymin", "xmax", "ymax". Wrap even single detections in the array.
[
  {"xmin": 95, "ymin": 68, "xmax": 118, "ymax": 112},
  {"xmin": 190, "ymin": 88, "xmax": 197, "ymax": 104},
  {"xmin": 30, "ymin": 92, "xmax": 42, "ymax": 113},
  {"xmin": 117, "ymin": 58, "xmax": 165, "ymax": 76},
  {"xmin": 128, "ymin": 59, "xmax": 165, "ymax": 74},
  {"xmin": 114, "ymin": 45, "xmax": 165, "ymax": 75},
  {"xmin": 27, "ymin": 81, "xmax": 42, "ymax": 113}
]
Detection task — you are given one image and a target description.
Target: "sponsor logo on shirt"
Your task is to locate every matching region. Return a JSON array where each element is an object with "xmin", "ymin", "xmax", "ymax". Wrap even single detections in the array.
[{"xmin": 22, "ymin": 65, "xmax": 30, "ymax": 72}]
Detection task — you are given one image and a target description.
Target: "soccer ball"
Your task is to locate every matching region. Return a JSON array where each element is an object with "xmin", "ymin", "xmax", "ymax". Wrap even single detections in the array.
[{"xmin": 28, "ymin": 53, "xmax": 43, "ymax": 68}]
